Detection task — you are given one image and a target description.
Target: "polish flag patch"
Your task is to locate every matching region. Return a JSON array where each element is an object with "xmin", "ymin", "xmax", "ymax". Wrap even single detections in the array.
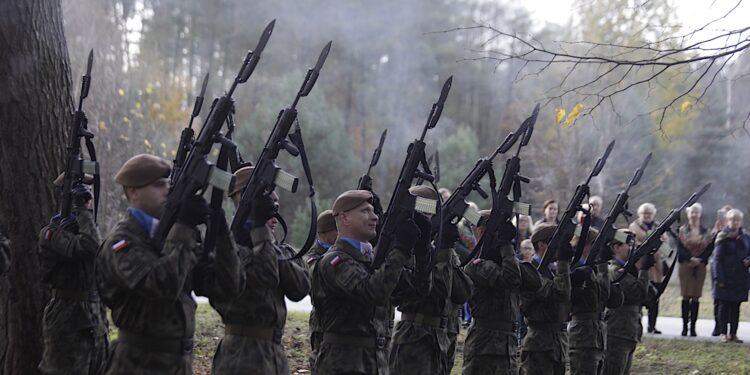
[
  {"xmin": 472, "ymin": 259, "xmax": 483, "ymax": 265},
  {"xmin": 112, "ymin": 240, "xmax": 128, "ymax": 252},
  {"xmin": 44, "ymin": 229, "xmax": 53, "ymax": 241},
  {"xmin": 307, "ymin": 257, "xmax": 318, "ymax": 265},
  {"xmin": 330, "ymin": 255, "xmax": 342, "ymax": 267}
]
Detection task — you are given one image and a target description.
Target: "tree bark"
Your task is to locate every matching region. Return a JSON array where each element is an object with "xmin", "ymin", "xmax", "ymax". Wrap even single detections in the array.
[{"xmin": 0, "ymin": 0, "xmax": 72, "ymax": 373}]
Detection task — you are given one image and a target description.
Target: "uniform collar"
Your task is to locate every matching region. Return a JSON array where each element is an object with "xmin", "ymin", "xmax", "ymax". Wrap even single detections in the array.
[
  {"xmin": 127, "ymin": 207, "xmax": 159, "ymax": 239},
  {"xmin": 335, "ymin": 237, "xmax": 372, "ymax": 263}
]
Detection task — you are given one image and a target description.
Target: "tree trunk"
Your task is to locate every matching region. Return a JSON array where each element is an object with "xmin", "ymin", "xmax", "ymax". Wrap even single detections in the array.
[{"xmin": 0, "ymin": 0, "xmax": 72, "ymax": 373}]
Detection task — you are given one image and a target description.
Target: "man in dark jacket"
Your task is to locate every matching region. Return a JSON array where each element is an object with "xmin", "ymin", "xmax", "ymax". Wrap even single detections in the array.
[
  {"xmin": 38, "ymin": 173, "xmax": 107, "ymax": 374},
  {"xmin": 97, "ymin": 154, "xmax": 243, "ymax": 374},
  {"xmin": 311, "ymin": 190, "xmax": 418, "ymax": 374},
  {"xmin": 712, "ymin": 208, "xmax": 750, "ymax": 343}
]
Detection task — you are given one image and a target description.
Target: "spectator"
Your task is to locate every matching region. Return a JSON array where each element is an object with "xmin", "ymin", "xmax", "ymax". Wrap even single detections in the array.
[
  {"xmin": 712, "ymin": 209, "xmax": 750, "ymax": 343},
  {"xmin": 519, "ymin": 239, "xmax": 534, "ymax": 262},
  {"xmin": 589, "ymin": 195, "xmax": 605, "ymax": 229},
  {"xmin": 438, "ymin": 187, "xmax": 451, "ymax": 203},
  {"xmin": 629, "ymin": 202, "xmax": 665, "ymax": 334},
  {"xmin": 676, "ymin": 203, "xmax": 713, "ymax": 336},
  {"xmin": 513, "ymin": 214, "xmax": 534, "ymax": 242},
  {"xmin": 534, "ymin": 199, "xmax": 559, "ymax": 226},
  {"xmin": 711, "ymin": 206, "xmax": 730, "ymax": 336}
]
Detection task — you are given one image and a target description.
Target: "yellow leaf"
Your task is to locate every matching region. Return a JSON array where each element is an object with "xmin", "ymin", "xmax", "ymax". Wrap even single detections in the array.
[
  {"xmin": 144, "ymin": 139, "xmax": 152, "ymax": 148},
  {"xmin": 212, "ymin": 148, "xmax": 219, "ymax": 157},
  {"xmin": 680, "ymin": 100, "xmax": 692, "ymax": 113},
  {"xmin": 117, "ymin": 88, "xmax": 125, "ymax": 97},
  {"xmin": 98, "ymin": 121, "xmax": 107, "ymax": 131},
  {"xmin": 160, "ymin": 142, "xmax": 167, "ymax": 149},
  {"xmin": 564, "ymin": 103, "xmax": 584, "ymax": 127},
  {"xmin": 145, "ymin": 83, "xmax": 154, "ymax": 94},
  {"xmin": 135, "ymin": 101, "xmax": 141, "ymax": 109},
  {"xmin": 171, "ymin": 149, "xmax": 177, "ymax": 157},
  {"xmin": 123, "ymin": 116, "xmax": 130, "ymax": 123},
  {"xmin": 555, "ymin": 107, "xmax": 566, "ymax": 123}
]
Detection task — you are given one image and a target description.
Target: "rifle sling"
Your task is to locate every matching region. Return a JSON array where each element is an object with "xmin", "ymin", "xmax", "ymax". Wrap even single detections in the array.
[{"xmin": 280, "ymin": 123, "xmax": 317, "ymax": 261}]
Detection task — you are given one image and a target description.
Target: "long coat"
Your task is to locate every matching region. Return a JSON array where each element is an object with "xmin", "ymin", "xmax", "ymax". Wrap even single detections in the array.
[{"xmin": 711, "ymin": 229, "xmax": 750, "ymax": 302}]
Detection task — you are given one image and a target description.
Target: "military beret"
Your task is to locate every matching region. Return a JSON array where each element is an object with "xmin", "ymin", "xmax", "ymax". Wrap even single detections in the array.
[
  {"xmin": 317, "ymin": 209, "xmax": 337, "ymax": 233},
  {"xmin": 612, "ymin": 229, "xmax": 633, "ymax": 244},
  {"xmin": 229, "ymin": 166, "xmax": 254, "ymax": 197},
  {"xmin": 477, "ymin": 209, "xmax": 492, "ymax": 227},
  {"xmin": 115, "ymin": 154, "xmax": 171, "ymax": 187},
  {"xmin": 53, "ymin": 172, "xmax": 94, "ymax": 187},
  {"xmin": 531, "ymin": 222, "xmax": 557, "ymax": 244},
  {"xmin": 332, "ymin": 190, "xmax": 373, "ymax": 216},
  {"xmin": 409, "ymin": 185, "xmax": 438, "ymax": 200}
]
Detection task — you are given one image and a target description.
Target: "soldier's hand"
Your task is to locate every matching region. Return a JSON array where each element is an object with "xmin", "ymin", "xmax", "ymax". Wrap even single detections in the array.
[
  {"xmin": 413, "ymin": 213, "xmax": 432, "ymax": 255},
  {"xmin": 250, "ymin": 194, "xmax": 277, "ymax": 228},
  {"xmin": 394, "ymin": 217, "xmax": 420, "ymax": 254},
  {"xmin": 437, "ymin": 222, "xmax": 460, "ymax": 249},
  {"xmin": 60, "ymin": 215, "xmax": 79, "ymax": 234},
  {"xmin": 177, "ymin": 195, "xmax": 211, "ymax": 227},
  {"xmin": 596, "ymin": 245, "xmax": 614, "ymax": 264},
  {"xmin": 556, "ymin": 242, "xmax": 574, "ymax": 262},
  {"xmin": 370, "ymin": 191, "xmax": 384, "ymax": 218},
  {"xmin": 496, "ymin": 220, "xmax": 517, "ymax": 246},
  {"xmin": 213, "ymin": 208, "xmax": 230, "ymax": 237},
  {"xmin": 71, "ymin": 182, "xmax": 93, "ymax": 209},
  {"xmin": 640, "ymin": 254, "xmax": 656, "ymax": 270}
]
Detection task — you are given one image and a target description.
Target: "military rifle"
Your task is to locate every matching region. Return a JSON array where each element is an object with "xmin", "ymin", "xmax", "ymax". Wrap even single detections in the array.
[
  {"xmin": 372, "ymin": 76, "xmax": 453, "ymax": 269},
  {"xmin": 357, "ymin": 128, "xmax": 388, "ymax": 191},
  {"xmin": 171, "ymin": 72, "xmax": 210, "ymax": 183},
  {"xmin": 582, "ymin": 153, "xmax": 652, "ymax": 267},
  {"xmin": 537, "ymin": 140, "xmax": 615, "ymax": 277},
  {"xmin": 460, "ymin": 104, "xmax": 538, "ymax": 266},
  {"xmin": 231, "ymin": 40, "xmax": 332, "ymax": 260},
  {"xmin": 60, "ymin": 49, "xmax": 101, "ymax": 220},
  {"xmin": 614, "ymin": 183, "xmax": 711, "ymax": 283},
  {"xmin": 153, "ymin": 20, "xmax": 275, "ymax": 247}
]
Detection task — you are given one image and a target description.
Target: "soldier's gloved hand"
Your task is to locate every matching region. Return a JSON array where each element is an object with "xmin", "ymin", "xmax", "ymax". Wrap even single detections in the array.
[
  {"xmin": 641, "ymin": 254, "xmax": 656, "ymax": 270},
  {"xmin": 413, "ymin": 213, "xmax": 432, "ymax": 256},
  {"xmin": 60, "ymin": 215, "xmax": 79, "ymax": 234},
  {"xmin": 596, "ymin": 244, "xmax": 614, "ymax": 264},
  {"xmin": 556, "ymin": 241, "xmax": 575, "ymax": 262},
  {"xmin": 570, "ymin": 266, "xmax": 593, "ymax": 287},
  {"xmin": 71, "ymin": 182, "xmax": 93, "ymax": 209},
  {"xmin": 177, "ymin": 195, "xmax": 211, "ymax": 227},
  {"xmin": 496, "ymin": 220, "xmax": 518, "ymax": 246},
  {"xmin": 370, "ymin": 191, "xmax": 384, "ymax": 218},
  {"xmin": 250, "ymin": 194, "xmax": 277, "ymax": 228},
  {"xmin": 437, "ymin": 222, "xmax": 460, "ymax": 249},
  {"xmin": 393, "ymin": 217, "xmax": 420, "ymax": 255}
]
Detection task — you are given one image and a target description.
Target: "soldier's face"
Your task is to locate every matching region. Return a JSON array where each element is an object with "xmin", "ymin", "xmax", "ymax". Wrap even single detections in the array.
[
  {"xmin": 613, "ymin": 242, "xmax": 629, "ymax": 260},
  {"xmin": 128, "ymin": 178, "xmax": 169, "ymax": 218},
  {"xmin": 342, "ymin": 202, "xmax": 378, "ymax": 241}
]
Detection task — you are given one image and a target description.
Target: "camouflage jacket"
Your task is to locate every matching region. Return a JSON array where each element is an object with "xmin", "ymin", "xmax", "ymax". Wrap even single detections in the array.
[
  {"xmin": 306, "ymin": 241, "xmax": 331, "ymax": 334},
  {"xmin": 568, "ymin": 263, "xmax": 623, "ymax": 350},
  {"xmin": 605, "ymin": 264, "xmax": 649, "ymax": 343},
  {"xmin": 97, "ymin": 213, "xmax": 242, "ymax": 341},
  {"xmin": 38, "ymin": 208, "xmax": 106, "ymax": 335},
  {"xmin": 311, "ymin": 237, "xmax": 408, "ymax": 374},
  {"xmin": 520, "ymin": 260, "xmax": 570, "ymax": 360},
  {"xmin": 464, "ymin": 243, "xmax": 521, "ymax": 357}
]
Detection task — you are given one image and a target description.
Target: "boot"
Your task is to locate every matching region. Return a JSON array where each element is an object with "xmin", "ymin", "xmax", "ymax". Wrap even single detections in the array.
[
  {"xmin": 712, "ymin": 300, "xmax": 721, "ymax": 336},
  {"xmin": 690, "ymin": 301, "xmax": 699, "ymax": 337},
  {"xmin": 681, "ymin": 300, "xmax": 690, "ymax": 336}
]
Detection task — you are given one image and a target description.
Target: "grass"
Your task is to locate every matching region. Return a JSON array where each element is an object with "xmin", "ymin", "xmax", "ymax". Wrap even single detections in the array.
[
  {"xmin": 658, "ymin": 267, "xmax": 750, "ymax": 321},
  {"xmin": 182, "ymin": 305, "xmax": 749, "ymax": 375}
]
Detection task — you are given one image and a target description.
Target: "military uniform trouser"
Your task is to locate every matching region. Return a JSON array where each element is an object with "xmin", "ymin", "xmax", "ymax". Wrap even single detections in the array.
[
  {"xmin": 520, "ymin": 350, "xmax": 564, "ymax": 375},
  {"xmin": 602, "ymin": 337, "xmax": 636, "ymax": 375},
  {"xmin": 105, "ymin": 331, "xmax": 193, "ymax": 375},
  {"xmin": 569, "ymin": 348, "xmax": 604, "ymax": 375},
  {"xmin": 445, "ymin": 332, "xmax": 457, "ymax": 375},
  {"xmin": 40, "ymin": 329, "xmax": 108, "ymax": 375},
  {"xmin": 310, "ymin": 331, "xmax": 323, "ymax": 370},
  {"xmin": 463, "ymin": 353, "xmax": 517, "ymax": 375}
]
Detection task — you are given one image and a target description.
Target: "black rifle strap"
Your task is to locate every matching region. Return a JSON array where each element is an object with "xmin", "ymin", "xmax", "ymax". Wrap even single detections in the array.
[
  {"xmin": 460, "ymin": 168, "xmax": 497, "ymax": 267},
  {"xmin": 572, "ymin": 212, "xmax": 591, "ymax": 266},
  {"xmin": 280, "ymin": 120, "xmax": 317, "ymax": 261},
  {"xmin": 83, "ymin": 135, "xmax": 100, "ymax": 221}
]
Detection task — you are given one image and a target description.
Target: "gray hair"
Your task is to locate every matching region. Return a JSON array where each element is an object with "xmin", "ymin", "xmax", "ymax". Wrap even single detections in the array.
[
  {"xmin": 727, "ymin": 209, "xmax": 744, "ymax": 220},
  {"xmin": 638, "ymin": 203, "xmax": 656, "ymax": 215},
  {"xmin": 687, "ymin": 203, "xmax": 702, "ymax": 215},
  {"xmin": 589, "ymin": 195, "xmax": 603, "ymax": 206}
]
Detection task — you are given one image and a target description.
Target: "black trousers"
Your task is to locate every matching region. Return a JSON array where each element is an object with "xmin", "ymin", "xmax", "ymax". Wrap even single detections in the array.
[{"xmin": 718, "ymin": 300, "xmax": 742, "ymax": 335}]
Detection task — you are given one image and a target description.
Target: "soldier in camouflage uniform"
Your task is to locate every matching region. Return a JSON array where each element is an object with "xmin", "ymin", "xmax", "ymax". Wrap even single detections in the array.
[
  {"xmin": 568, "ymin": 227, "xmax": 624, "ymax": 375},
  {"xmin": 602, "ymin": 232, "xmax": 653, "ymax": 375},
  {"xmin": 519, "ymin": 223, "xmax": 573, "ymax": 375},
  {"xmin": 210, "ymin": 166, "xmax": 311, "ymax": 375},
  {"xmin": 389, "ymin": 185, "xmax": 471, "ymax": 375},
  {"xmin": 0, "ymin": 224, "xmax": 10, "ymax": 275},
  {"xmin": 97, "ymin": 154, "xmax": 243, "ymax": 374},
  {"xmin": 311, "ymin": 190, "xmax": 419, "ymax": 374},
  {"xmin": 462, "ymin": 210, "xmax": 522, "ymax": 375},
  {"xmin": 38, "ymin": 173, "xmax": 107, "ymax": 374},
  {"xmin": 306, "ymin": 209, "xmax": 338, "ymax": 369}
]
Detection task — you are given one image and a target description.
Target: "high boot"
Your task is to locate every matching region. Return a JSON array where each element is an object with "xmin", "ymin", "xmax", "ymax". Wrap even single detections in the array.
[
  {"xmin": 681, "ymin": 300, "xmax": 690, "ymax": 336},
  {"xmin": 690, "ymin": 301, "xmax": 699, "ymax": 337}
]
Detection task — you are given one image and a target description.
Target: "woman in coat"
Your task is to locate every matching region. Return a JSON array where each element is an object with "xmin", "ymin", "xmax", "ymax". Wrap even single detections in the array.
[
  {"xmin": 676, "ymin": 203, "xmax": 713, "ymax": 336},
  {"xmin": 629, "ymin": 203, "xmax": 665, "ymax": 334},
  {"xmin": 712, "ymin": 209, "xmax": 750, "ymax": 343}
]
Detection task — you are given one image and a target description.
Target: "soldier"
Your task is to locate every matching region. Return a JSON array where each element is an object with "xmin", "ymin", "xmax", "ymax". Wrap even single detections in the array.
[
  {"xmin": 602, "ymin": 231, "xmax": 653, "ymax": 375},
  {"xmin": 97, "ymin": 154, "xmax": 242, "ymax": 374},
  {"xmin": 306, "ymin": 209, "xmax": 338, "ymax": 369},
  {"xmin": 37, "ymin": 173, "xmax": 107, "ymax": 374},
  {"xmin": 0, "ymin": 224, "xmax": 10, "ymax": 275},
  {"xmin": 567, "ymin": 227, "xmax": 623, "ymax": 375},
  {"xmin": 311, "ymin": 190, "xmax": 419, "ymax": 374},
  {"xmin": 389, "ymin": 185, "xmax": 469, "ymax": 375},
  {"xmin": 462, "ymin": 210, "xmax": 522, "ymax": 375},
  {"xmin": 519, "ymin": 223, "xmax": 573, "ymax": 375},
  {"xmin": 210, "ymin": 166, "xmax": 310, "ymax": 374}
]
